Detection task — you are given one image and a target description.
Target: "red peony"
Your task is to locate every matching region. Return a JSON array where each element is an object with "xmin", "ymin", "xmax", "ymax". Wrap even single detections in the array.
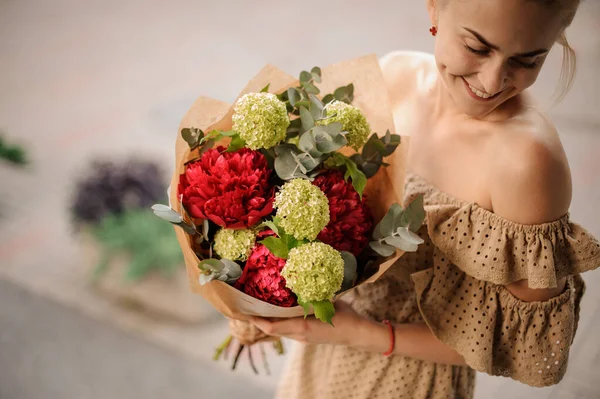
[
  {"xmin": 178, "ymin": 147, "xmax": 274, "ymax": 229},
  {"xmin": 313, "ymin": 170, "xmax": 373, "ymax": 256},
  {"xmin": 235, "ymin": 230, "xmax": 297, "ymax": 307}
]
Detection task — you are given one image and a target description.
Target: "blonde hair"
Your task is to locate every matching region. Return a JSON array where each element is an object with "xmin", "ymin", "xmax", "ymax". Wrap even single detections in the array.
[{"xmin": 554, "ymin": 31, "xmax": 577, "ymax": 102}]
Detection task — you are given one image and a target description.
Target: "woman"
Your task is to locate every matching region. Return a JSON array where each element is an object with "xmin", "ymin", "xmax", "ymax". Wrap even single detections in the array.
[{"xmin": 252, "ymin": 0, "xmax": 599, "ymax": 397}]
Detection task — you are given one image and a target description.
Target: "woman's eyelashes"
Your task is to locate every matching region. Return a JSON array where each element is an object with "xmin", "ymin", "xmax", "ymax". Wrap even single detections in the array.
[{"xmin": 464, "ymin": 44, "xmax": 539, "ymax": 69}]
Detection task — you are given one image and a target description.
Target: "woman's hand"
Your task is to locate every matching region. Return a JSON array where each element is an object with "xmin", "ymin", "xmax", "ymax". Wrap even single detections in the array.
[{"xmin": 250, "ymin": 301, "xmax": 375, "ymax": 347}]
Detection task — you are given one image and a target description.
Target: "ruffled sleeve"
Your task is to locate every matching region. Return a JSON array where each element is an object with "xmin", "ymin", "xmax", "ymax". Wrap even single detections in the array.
[{"xmin": 411, "ymin": 202, "xmax": 599, "ymax": 387}]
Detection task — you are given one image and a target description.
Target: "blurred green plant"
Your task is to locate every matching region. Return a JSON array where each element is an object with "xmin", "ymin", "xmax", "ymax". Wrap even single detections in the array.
[
  {"xmin": 91, "ymin": 208, "xmax": 183, "ymax": 281},
  {"xmin": 0, "ymin": 135, "xmax": 28, "ymax": 166}
]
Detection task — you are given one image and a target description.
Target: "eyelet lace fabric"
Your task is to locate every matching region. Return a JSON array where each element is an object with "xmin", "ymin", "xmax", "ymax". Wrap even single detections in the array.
[{"xmin": 275, "ymin": 170, "xmax": 599, "ymax": 399}]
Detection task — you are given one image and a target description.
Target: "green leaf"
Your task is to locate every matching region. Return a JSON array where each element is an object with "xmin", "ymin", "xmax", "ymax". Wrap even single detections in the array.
[
  {"xmin": 226, "ymin": 134, "xmax": 246, "ymax": 152},
  {"xmin": 199, "ymin": 258, "xmax": 224, "ymax": 273},
  {"xmin": 260, "ymin": 83, "xmax": 271, "ymax": 93},
  {"xmin": 299, "ymin": 106, "xmax": 315, "ymax": 132},
  {"xmin": 339, "ymin": 251, "xmax": 358, "ymax": 292},
  {"xmin": 362, "ymin": 134, "xmax": 386, "ymax": 161},
  {"xmin": 381, "ymin": 130, "xmax": 401, "ymax": 156},
  {"xmin": 321, "ymin": 122, "xmax": 343, "ymax": 137},
  {"xmin": 151, "ymin": 204, "xmax": 183, "ymax": 224},
  {"xmin": 299, "ymin": 71, "xmax": 312, "ymax": 84},
  {"xmin": 369, "ymin": 241, "xmax": 396, "ymax": 257},
  {"xmin": 383, "ymin": 235, "xmax": 419, "ymax": 252},
  {"xmin": 400, "ymin": 195, "xmax": 426, "ymax": 232},
  {"xmin": 374, "ymin": 203, "xmax": 403, "ymax": 239},
  {"xmin": 344, "ymin": 159, "xmax": 367, "ymax": 199},
  {"xmin": 309, "ymin": 94, "xmax": 324, "ymax": 121},
  {"xmin": 333, "ymin": 84, "xmax": 354, "ymax": 103},
  {"xmin": 296, "ymin": 151, "xmax": 322, "ymax": 172},
  {"xmin": 287, "ymin": 88, "xmax": 301, "ymax": 106},
  {"xmin": 312, "ymin": 300, "xmax": 336, "ymax": 325},
  {"xmin": 314, "ymin": 129, "xmax": 347, "ymax": 153},
  {"xmin": 261, "ymin": 236, "xmax": 289, "ymax": 259},
  {"xmin": 362, "ymin": 162, "xmax": 380, "ymax": 178},
  {"xmin": 297, "ymin": 297, "xmax": 311, "ymax": 318},
  {"xmin": 258, "ymin": 220, "xmax": 279, "ymax": 236},
  {"xmin": 301, "ymin": 81, "xmax": 320, "ymax": 95},
  {"xmin": 294, "ymin": 100, "xmax": 310, "ymax": 109},
  {"xmin": 181, "ymin": 127, "xmax": 203, "ymax": 149},
  {"xmin": 274, "ymin": 147, "xmax": 309, "ymax": 180},
  {"xmin": 322, "ymin": 94, "xmax": 335, "ymax": 105},
  {"xmin": 311, "ymin": 66, "xmax": 322, "ymax": 83},
  {"xmin": 298, "ymin": 131, "xmax": 316, "ymax": 153}
]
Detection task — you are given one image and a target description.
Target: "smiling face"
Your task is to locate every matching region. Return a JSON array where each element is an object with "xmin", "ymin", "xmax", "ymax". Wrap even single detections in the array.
[{"xmin": 429, "ymin": 0, "xmax": 570, "ymax": 118}]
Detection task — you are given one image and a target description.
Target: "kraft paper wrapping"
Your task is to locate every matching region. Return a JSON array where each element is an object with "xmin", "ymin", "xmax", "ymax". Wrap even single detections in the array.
[{"xmin": 168, "ymin": 54, "xmax": 408, "ymax": 321}]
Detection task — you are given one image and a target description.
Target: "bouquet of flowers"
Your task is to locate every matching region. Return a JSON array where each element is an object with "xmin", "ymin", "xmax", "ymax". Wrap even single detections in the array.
[{"xmin": 152, "ymin": 54, "xmax": 425, "ymax": 371}]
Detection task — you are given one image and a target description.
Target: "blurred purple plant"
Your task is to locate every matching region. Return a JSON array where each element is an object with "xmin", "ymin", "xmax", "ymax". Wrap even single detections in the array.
[{"xmin": 71, "ymin": 159, "xmax": 167, "ymax": 225}]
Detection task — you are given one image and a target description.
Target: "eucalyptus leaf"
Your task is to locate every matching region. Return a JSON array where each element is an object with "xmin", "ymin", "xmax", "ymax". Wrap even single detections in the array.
[
  {"xmin": 315, "ymin": 131, "xmax": 346, "ymax": 153},
  {"xmin": 301, "ymin": 81, "xmax": 320, "ymax": 95},
  {"xmin": 362, "ymin": 162, "xmax": 380, "ymax": 178},
  {"xmin": 374, "ymin": 203, "xmax": 403, "ymax": 240},
  {"xmin": 151, "ymin": 204, "xmax": 183, "ymax": 224},
  {"xmin": 295, "ymin": 151, "xmax": 322, "ymax": 172},
  {"xmin": 199, "ymin": 272, "xmax": 217, "ymax": 285},
  {"xmin": 299, "ymin": 70, "xmax": 312, "ymax": 84},
  {"xmin": 202, "ymin": 219, "xmax": 210, "ymax": 241},
  {"xmin": 333, "ymin": 84, "xmax": 354, "ymax": 103},
  {"xmin": 309, "ymin": 94, "xmax": 325, "ymax": 121},
  {"xmin": 321, "ymin": 122, "xmax": 343, "ymax": 137},
  {"xmin": 322, "ymin": 94, "xmax": 335, "ymax": 105},
  {"xmin": 288, "ymin": 88, "xmax": 301, "ymax": 106},
  {"xmin": 298, "ymin": 131, "xmax": 316, "ymax": 153},
  {"xmin": 294, "ymin": 100, "xmax": 310, "ymax": 109},
  {"xmin": 299, "ymin": 107, "xmax": 315, "ymax": 132},
  {"xmin": 383, "ymin": 235, "xmax": 419, "ymax": 252},
  {"xmin": 382, "ymin": 131, "xmax": 401, "ymax": 156},
  {"xmin": 274, "ymin": 148, "xmax": 308, "ymax": 180},
  {"xmin": 369, "ymin": 241, "xmax": 397, "ymax": 257},
  {"xmin": 312, "ymin": 300, "xmax": 335, "ymax": 325},
  {"xmin": 181, "ymin": 127, "xmax": 203, "ymax": 149},
  {"xmin": 221, "ymin": 259, "xmax": 243, "ymax": 281},
  {"xmin": 311, "ymin": 66, "xmax": 322, "ymax": 83},
  {"xmin": 339, "ymin": 251, "xmax": 358, "ymax": 293},
  {"xmin": 199, "ymin": 258, "xmax": 224, "ymax": 273},
  {"xmin": 400, "ymin": 195, "xmax": 426, "ymax": 232},
  {"xmin": 396, "ymin": 227, "xmax": 425, "ymax": 246}
]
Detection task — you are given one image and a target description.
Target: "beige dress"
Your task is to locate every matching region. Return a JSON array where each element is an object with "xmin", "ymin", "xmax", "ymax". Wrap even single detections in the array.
[{"xmin": 275, "ymin": 170, "xmax": 600, "ymax": 399}]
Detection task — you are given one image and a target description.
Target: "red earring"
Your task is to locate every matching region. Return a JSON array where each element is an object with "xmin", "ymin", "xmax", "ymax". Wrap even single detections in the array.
[{"xmin": 430, "ymin": 26, "xmax": 438, "ymax": 36}]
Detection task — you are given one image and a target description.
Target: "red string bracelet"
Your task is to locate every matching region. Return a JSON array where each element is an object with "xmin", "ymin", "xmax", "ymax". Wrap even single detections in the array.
[{"xmin": 382, "ymin": 320, "xmax": 395, "ymax": 356}]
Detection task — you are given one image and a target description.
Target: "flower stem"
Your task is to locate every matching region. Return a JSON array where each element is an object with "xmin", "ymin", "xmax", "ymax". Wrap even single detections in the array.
[
  {"xmin": 260, "ymin": 344, "xmax": 271, "ymax": 375},
  {"xmin": 273, "ymin": 339, "xmax": 285, "ymax": 355},
  {"xmin": 247, "ymin": 346, "xmax": 259, "ymax": 375},
  {"xmin": 232, "ymin": 344, "xmax": 245, "ymax": 370},
  {"xmin": 213, "ymin": 335, "xmax": 233, "ymax": 361}
]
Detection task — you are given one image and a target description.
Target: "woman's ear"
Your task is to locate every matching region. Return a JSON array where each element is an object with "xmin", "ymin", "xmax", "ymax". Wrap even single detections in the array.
[{"xmin": 426, "ymin": 0, "xmax": 439, "ymax": 25}]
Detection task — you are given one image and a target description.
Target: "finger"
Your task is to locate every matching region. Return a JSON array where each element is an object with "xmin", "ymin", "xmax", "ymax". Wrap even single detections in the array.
[{"xmin": 251, "ymin": 316, "xmax": 309, "ymax": 336}]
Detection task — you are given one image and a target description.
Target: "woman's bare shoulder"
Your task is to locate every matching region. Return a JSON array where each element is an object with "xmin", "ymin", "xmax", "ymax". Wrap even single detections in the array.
[{"xmin": 488, "ymin": 106, "xmax": 572, "ymax": 224}]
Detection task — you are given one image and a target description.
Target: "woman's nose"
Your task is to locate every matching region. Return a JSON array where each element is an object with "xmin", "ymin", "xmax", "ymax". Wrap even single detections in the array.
[{"xmin": 480, "ymin": 59, "xmax": 509, "ymax": 95}]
